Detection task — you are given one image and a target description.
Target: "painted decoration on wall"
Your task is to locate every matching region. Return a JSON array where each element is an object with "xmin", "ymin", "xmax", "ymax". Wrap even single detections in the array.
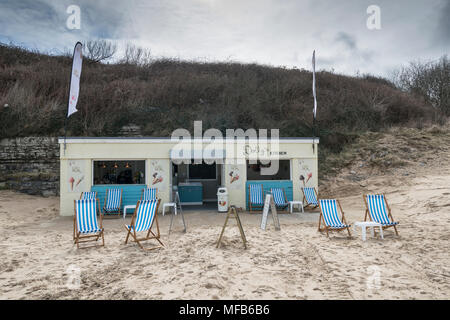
[
  {"xmin": 68, "ymin": 160, "xmax": 85, "ymax": 193},
  {"xmin": 228, "ymin": 164, "xmax": 244, "ymax": 190},
  {"xmin": 298, "ymin": 159, "xmax": 315, "ymax": 187},
  {"xmin": 150, "ymin": 160, "xmax": 167, "ymax": 190}
]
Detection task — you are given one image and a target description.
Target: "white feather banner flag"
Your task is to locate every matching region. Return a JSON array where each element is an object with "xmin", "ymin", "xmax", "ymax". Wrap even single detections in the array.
[{"xmin": 67, "ymin": 42, "xmax": 83, "ymax": 118}]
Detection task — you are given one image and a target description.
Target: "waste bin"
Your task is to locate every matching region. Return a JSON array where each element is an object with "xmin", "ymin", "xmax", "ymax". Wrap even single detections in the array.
[{"xmin": 217, "ymin": 187, "xmax": 228, "ymax": 212}]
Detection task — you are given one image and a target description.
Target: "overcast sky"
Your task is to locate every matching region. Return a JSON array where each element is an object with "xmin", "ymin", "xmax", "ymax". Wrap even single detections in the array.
[{"xmin": 0, "ymin": 0, "xmax": 448, "ymax": 77}]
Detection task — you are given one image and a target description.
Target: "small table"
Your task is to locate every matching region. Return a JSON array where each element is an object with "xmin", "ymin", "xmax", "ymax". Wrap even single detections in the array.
[
  {"xmin": 162, "ymin": 202, "xmax": 177, "ymax": 216},
  {"xmin": 353, "ymin": 221, "xmax": 384, "ymax": 241},
  {"xmin": 289, "ymin": 201, "xmax": 304, "ymax": 214},
  {"xmin": 123, "ymin": 205, "xmax": 136, "ymax": 219}
]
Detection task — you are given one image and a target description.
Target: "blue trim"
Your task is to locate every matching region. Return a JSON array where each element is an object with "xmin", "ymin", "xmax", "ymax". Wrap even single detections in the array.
[
  {"xmin": 91, "ymin": 184, "xmax": 146, "ymax": 212},
  {"xmin": 245, "ymin": 180, "xmax": 293, "ymax": 210}
]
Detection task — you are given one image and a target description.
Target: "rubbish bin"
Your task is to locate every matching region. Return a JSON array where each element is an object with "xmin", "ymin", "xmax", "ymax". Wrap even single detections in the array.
[{"xmin": 217, "ymin": 187, "xmax": 228, "ymax": 212}]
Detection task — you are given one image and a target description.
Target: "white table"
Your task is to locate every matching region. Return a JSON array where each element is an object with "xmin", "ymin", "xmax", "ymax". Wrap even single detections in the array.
[
  {"xmin": 289, "ymin": 201, "xmax": 304, "ymax": 213},
  {"xmin": 162, "ymin": 202, "xmax": 177, "ymax": 216},
  {"xmin": 353, "ymin": 221, "xmax": 384, "ymax": 241},
  {"xmin": 123, "ymin": 205, "xmax": 136, "ymax": 219}
]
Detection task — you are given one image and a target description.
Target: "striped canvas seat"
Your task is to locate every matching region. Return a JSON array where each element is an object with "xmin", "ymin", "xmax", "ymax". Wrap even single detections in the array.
[
  {"xmin": 249, "ymin": 184, "xmax": 264, "ymax": 205},
  {"xmin": 75, "ymin": 199, "xmax": 102, "ymax": 234},
  {"xmin": 303, "ymin": 187, "xmax": 318, "ymax": 205},
  {"xmin": 125, "ymin": 199, "xmax": 164, "ymax": 250},
  {"xmin": 366, "ymin": 195, "xmax": 399, "ymax": 226},
  {"xmin": 142, "ymin": 188, "xmax": 157, "ymax": 201},
  {"xmin": 126, "ymin": 200, "xmax": 158, "ymax": 232},
  {"xmin": 271, "ymin": 188, "xmax": 288, "ymax": 207},
  {"xmin": 104, "ymin": 188, "xmax": 121, "ymax": 213},
  {"xmin": 81, "ymin": 191, "xmax": 97, "ymax": 200},
  {"xmin": 319, "ymin": 199, "xmax": 351, "ymax": 229}
]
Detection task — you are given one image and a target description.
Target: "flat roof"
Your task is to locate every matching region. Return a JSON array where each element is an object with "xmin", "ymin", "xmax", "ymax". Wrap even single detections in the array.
[{"xmin": 58, "ymin": 137, "xmax": 320, "ymax": 144}]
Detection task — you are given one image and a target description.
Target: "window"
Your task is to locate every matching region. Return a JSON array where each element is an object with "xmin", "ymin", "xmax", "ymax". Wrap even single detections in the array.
[
  {"xmin": 188, "ymin": 161, "xmax": 217, "ymax": 180},
  {"xmin": 246, "ymin": 160, "xmax": 290, "ymax": 181},
  {"xmin": 93, "ymin": 160, "xmax": 145, "ymax": 185}
]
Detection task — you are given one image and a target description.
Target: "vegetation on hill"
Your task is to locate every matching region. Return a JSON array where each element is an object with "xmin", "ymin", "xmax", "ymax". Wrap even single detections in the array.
[{"xmin": 0, "ymin": 42, "xmax": 447, "ymax": 177}]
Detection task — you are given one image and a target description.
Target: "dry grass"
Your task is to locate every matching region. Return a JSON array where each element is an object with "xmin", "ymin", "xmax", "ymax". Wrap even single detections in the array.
[
  {"xmin": 320, "ymin": 123, "xmax": 450, "ymax": 181},
  {"xmin": 0, "ymin": 43, "xmax": 438, "ymax": 145}
]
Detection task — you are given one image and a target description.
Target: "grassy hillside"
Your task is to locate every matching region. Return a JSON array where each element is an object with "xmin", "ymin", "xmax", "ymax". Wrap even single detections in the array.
[
  {"xmin": 0, "ymin": 43, "xmax": 440, "ymax": 177},
  {"xmin": 319, "ymin": 123, "xmax": 450, "ymax": 198}
]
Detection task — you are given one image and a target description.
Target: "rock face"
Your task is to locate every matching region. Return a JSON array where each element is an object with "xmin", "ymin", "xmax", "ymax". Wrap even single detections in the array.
[
  {"xmin": 118, "ymin": 124, "xmax": 142, "ymax": 137},
  {"xmin": 0, "ymin": 137, "xmax": 59, "ymax": 196}
]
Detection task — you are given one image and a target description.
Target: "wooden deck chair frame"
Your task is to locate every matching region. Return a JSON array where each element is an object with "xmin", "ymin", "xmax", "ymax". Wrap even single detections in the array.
[
  {"xmin": 302, "ymin": 187, "xmax": 319, "ymax": 209},
  {"xmin": 363, "ymin": 194, "xmax": 399, "ymax": 236},
  {"xmin": 79, "ymin": 191, "xmax": 97, "ymax": 200},
  {"xmin": 318, "ymin": 199, "xmax": 352, "ymax": 238},
  {"xmin": 248, "ymin": 184, "xmax": 264, "ymax": 212},
  {"xmin": 271, "ymin": 187, "xmax": 289, "ymax": 211},
  {"xmin": 140, "ymin": 187, "xmax": 158, "ymax": 201},
  {"xmin": 124, "ymin": 199, "xmax": 164, "ymax": 251},
  {"xmin": 102, "ymin": 188, "xmax": 123, "ymax": 218},
  {"xmin": 73, "ymin": 199, "xmax": 105, "ymax": 249}
]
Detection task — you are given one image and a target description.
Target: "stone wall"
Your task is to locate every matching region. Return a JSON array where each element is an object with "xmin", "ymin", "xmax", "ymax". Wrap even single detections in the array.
[{"xmin": 0, "ymin": 137, "xmax": 59, "ymax": 196}]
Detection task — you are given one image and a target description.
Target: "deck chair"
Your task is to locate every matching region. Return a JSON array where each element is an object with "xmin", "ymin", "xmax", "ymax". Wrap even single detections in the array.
[
  {"xmin": 103, "ymin": 188, "xmax": 122, "ymax": 217},
  {"xmin": 270, "ymin": 187, "xmax": 289, "ymax": 210},
  {"xmin": 318, "ymin": 199, "xmax": 352, "ymax": 238},
  {"xmin": 73, "ymin": 199, "xmax": 104, "ymax": 249},
  {"xmin": 364, "ymin": 194, "xmax": 399, "ymax": 235},
  {"xmin": 248, "ymin": 184, "xmax": 264, "ymax": 212},
  {"xmin": 302, "ymin": 187, "xmax": 319, "ymax": 209},
  {"xmin": 141, "ymin": 187, "xmax": 157, "ymax": 201},
  {"xmin": 80, "ymin": 191, "xmax": 97, "ymax": 200},
  {"xmin": 125, "ymin": 199, "xmax": 164, "ymax": 250}
]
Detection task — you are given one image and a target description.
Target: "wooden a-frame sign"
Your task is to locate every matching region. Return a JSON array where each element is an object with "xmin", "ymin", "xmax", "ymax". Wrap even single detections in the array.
[
  {"xmin": 217, "ymin": 205, "xmax": 247, "ymax": 249},
  {"xmin": 260, "ymin": 194, "xmax": 280, "ymax": 231}
]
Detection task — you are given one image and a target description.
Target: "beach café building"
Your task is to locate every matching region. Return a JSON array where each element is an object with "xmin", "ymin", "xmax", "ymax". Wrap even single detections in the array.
[{"xmin": 58, "ymin": 137, "xmax": 318, "ymax": 216}]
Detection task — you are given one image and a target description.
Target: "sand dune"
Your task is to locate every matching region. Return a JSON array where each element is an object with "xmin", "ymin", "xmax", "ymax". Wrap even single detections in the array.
[{"xmin": 0, "ymin": 159, "xmax": 449, "ymax": 299}]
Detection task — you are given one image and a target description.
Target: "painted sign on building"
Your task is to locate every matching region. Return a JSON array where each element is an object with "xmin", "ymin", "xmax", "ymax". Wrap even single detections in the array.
[
  {"xmin": 149, "ymin": 160, "xmax": 168, "ymax": 190},
  {"xmin": 227, "ymin": 164, "xmax": 244, "ymax": 190},
  {"xmin": 298, "ymin": 159, "xmax": 315, "ymax": 188},
  {"xmin": 67, "ymin": 160, "xmax": 85, "ymax": 193}
]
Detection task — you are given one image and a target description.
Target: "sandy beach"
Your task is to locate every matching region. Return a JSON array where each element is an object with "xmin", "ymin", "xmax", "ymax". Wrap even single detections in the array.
[{"xmin": 1, "ymin": 152, "xmax": 449, "ymax": 300}]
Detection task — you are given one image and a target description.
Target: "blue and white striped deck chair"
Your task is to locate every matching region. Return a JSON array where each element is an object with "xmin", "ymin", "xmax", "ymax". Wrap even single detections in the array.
[
  {"xmin": 364, "ymin": 194, "xmax": 399, "ymax": 235},
  {"xmin": 270, "ymin": 188, "xmax": 289, "ymax": 210},
  {"xmin": 141, "ymin": 188, "xmax": 157, "ymax": 201},
  {"xmin": 125, "ymin": 199, "xmax": 164, "ymax": 250},
  {"xmin": 318, "ymin": 199, "xmax": 352, "ymax": 238},
  {"xmin": 248, "ymin": 184, "xmax": 264, "ymax": 212},
  {"xmin": 73, "ymin": 199, "xmax": 104, "ymax": 248},
  {"xmin": 80, "ymin": 191, "xmax": 97, "ymax": 200},
  {"xmin": 103, "ymin": 188, "xmax": 122, "ymax": 216},
  {"xmin": 302, "ymin": 187, "xmax": 319, "ymax": 209}
]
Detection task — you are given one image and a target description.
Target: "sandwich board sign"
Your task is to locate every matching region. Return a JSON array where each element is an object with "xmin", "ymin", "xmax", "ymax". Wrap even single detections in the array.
[
  {"xmin": 217, "ymin": 205, "xmax": 247, "ymax": 249},
  {"xmin": 168, "ymin": 191, "xmax": 186, "ymax": 234},
  {"xmin": 260, "ymin": 194, "xmax": 280, "ymax": 231}
]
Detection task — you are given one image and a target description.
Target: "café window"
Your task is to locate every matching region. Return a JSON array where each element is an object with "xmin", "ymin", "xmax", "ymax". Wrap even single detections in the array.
[
  {"xmin": 247, "ymin": 160, "xmax": 290, "ymax": 181},
  {"xmin": 188, "ymin": 161, "xmax": 217, "ymax": 180},
  {"xmin": 93, "ymin": 160, "xmax": 145, "ymax": 185}
]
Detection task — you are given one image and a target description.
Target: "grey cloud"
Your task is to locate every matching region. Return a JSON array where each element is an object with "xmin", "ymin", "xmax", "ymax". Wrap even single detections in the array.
[
  {"xmin": 335, "ymin": 32, "xmax": 357, "ymax": 50},
  {"xmin": 437, "ymin": 0, "xmax": 450, "ymax": 44},
  {"xmin": 0, "ymin": 0, "xmax": 448, "ymax": 76}
]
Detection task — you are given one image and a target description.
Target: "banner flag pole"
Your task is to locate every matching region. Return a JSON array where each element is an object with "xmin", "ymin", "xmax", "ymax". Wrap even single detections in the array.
[
  {"xmin": 64, "ymin": 41, "xmax": 83, "ymax": 155},
  {"xmin": 312, "ymin": 50, "xmax": 317, "ymax": 154}
]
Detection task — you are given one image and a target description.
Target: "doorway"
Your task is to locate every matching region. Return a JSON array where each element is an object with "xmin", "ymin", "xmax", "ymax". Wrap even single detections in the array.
[{"xmin": 172, "ymin": 161, "xmax": 223, "ymax": 206}]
